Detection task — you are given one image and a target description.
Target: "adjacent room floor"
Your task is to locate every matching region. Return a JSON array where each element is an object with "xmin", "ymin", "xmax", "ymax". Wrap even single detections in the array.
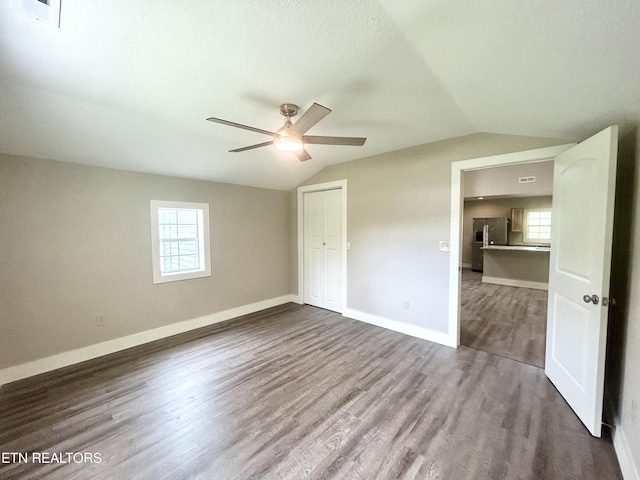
[
  {"xmin": 0, "ymin": 304, "xmax": 621, "ymax": 480},
  {"xmin": 460, "ymin": 269, "xmax": 548, "ymax": 368}
]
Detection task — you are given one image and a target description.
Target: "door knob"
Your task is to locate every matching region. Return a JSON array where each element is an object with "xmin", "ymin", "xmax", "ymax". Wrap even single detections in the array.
[{"xmin": 583, "ymin": 294, "xmax": 599, "ymax": 305}]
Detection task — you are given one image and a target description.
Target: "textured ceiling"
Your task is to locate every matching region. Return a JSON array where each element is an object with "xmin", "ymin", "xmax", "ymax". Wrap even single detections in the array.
[{"xmin": 1, "ymin": 0, "xmax": 639, "ymax": 190}]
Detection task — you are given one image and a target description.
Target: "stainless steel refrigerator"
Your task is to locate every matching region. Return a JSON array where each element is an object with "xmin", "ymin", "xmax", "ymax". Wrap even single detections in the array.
[{"xmin": 471, "ymin": 217, "xmax": 508, "ymax": 271}]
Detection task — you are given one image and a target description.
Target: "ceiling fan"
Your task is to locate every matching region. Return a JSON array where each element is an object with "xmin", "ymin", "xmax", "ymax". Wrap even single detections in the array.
[{"xmin": 206, "ymin": 103, "xmax": 367, "ymax": 161}]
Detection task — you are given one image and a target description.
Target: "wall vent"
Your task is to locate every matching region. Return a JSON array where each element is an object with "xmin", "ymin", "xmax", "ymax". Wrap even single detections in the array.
[
  {"xmin": 13, "ymin": 0, "xmax": 61, "ymax": 28},
  {"xmin": 519, "ymin": 176, "xmax": 536, "ymax": 184}
]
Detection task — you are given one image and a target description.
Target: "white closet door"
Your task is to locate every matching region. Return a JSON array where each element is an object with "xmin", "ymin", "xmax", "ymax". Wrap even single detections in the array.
[{"xmin": 304, "ymin": 189, "xmax": 343, "ymax": 312}]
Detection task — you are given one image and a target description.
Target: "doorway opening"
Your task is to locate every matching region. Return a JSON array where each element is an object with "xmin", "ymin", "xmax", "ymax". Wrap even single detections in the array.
[
  {"xmin": 447, "ymin": 144, "xmax": 572, "ymax": 351},
  {"xmin": 459, "ymin": 164, "xmax": 553, "ymax": 367}
]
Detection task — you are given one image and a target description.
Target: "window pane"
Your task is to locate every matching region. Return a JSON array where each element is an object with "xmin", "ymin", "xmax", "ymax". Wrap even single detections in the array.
[
  {"xmin": 524, "ymin": 208, "xmax": 552, "ymax": 243},
  {"xmin": 178, "ymin": 224, "xmax": 198, "ymax": 239},
  {"xmin": 159, "ymin": 224, "xmax": 178, "ymax": 240},
  {"xmin": 159, "ymin": 209, "xmax": 177, "ymax": 224},
  {"xmin": 170, "ymin": 257, "xmax": 180, "ymax": 271},
  {"xmin": 179, "ymin": 241, "xmax": 197, "ymax": 255},
  {"xmin": 161, "ymin": 256, "xmax": 171, "ymax": 272},
  {"xmin": 177, "ymin": 210, "xmax": 198, "ymax": 224},
  {"xmin": 152, "ymin": 201, "xmax": 210, "ymax": 283},
  {"xmin": 179, "ymin": 255, "xmax": 198, "ymax": 270},
  {"xmin": 161, "ymin": 241, "xmax": 179, "ymax": 256}
]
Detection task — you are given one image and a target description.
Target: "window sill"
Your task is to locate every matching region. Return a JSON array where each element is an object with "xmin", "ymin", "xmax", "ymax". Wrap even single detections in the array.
[{"xmin": 152, "ymin": 269, "xmax": 211, "ymax": 284}]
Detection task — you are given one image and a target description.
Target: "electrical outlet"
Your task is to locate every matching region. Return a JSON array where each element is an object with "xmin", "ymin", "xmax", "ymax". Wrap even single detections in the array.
[
  {"xmin": 439, "ymin": 241, "xmax": 450, "ymax": 252},
  {"xmin": 252, "ymin": 285, "xmax": 258, "ymax": 293},
  {"xmin": 96, "ymin": 315, "xmax": 106, "ymax": 327},
  {"xmin": 402, "ymin": 300, "xmax": 409, "ymax": 310}
]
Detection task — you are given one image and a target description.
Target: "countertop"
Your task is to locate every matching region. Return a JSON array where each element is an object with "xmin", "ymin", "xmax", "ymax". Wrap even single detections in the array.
[{"xmin": 482, "ymin": 245, "xmax": 550, "ymax": 252}]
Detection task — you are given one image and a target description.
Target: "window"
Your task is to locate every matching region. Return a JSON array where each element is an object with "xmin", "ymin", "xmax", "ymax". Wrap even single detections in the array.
[
  {"xmin": 523, "ymin": 208, "xmax": 552, "ymax": 245},
  {"xmin": 150, "ymin": 200, "xmax": 211, "ymax": 284}
]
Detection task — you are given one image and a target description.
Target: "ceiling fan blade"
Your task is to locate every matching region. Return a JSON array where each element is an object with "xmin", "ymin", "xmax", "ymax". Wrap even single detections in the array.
[
  {"xmin": 229, "ymin": 141, "xmax": 273, "ymax": 153},
  {"xmin": 206, "ymin": 117, "xmax": 276, "ymax": 137},
  {"xmin": 293, "ymin": 148, "xmax": 312, "ymax": 162},
  {"xmin": 303, "ymin": 135, "xmax": 367, "ymax": 146},
  {"xmin": 290, "ymin": 103, "xmax": 331, "ymax": 135}
]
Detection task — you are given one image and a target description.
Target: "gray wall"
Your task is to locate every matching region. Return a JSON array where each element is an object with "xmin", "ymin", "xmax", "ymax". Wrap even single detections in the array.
[
  {"xmin": 296, "ymin": 132, "xmax": 569, "ymax": 334},
  {"xmin": 0, "ymin": 154, "xmax": 291, "ymax": 368},
  {"xmin": 607, "ymin": 126, "xmax": 640, "ymax": 474},
  {"xmin": 621, "ymin": 127, "xmax": 640, "ymax": 476},
  {"xmin": 462, "ymin": 196, "xmax": 553, "ymax": 266},
  {"xmin": 464, "ymin": 160, "xmax": 554, "ymax": 198}
]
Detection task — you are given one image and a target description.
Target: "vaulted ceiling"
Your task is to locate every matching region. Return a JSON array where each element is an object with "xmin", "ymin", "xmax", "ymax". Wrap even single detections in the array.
[{"xmin": 1, "ymin": 1, "xmax": 639, "ymax": 190}]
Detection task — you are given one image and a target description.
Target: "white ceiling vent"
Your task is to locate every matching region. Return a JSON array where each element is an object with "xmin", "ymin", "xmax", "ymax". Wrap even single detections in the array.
[
  {"xmin": 519, "ymin": 176, "xmax": 536, "ymax": 184},
  {"xmin": 13, "ymin": 0, "xmax": 61, "ymax": 28}
]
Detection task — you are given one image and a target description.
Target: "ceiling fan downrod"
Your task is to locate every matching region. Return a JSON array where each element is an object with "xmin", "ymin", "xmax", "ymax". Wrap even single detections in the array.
[{"xmin": 278, "ymin": 104, "xmax": 298, "ymax": 132}]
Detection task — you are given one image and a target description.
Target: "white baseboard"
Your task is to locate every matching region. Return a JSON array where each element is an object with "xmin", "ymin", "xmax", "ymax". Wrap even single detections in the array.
[
  {"xmin": 613, "ymin": 424, "xmax": 640, "ymax": 480},
  {"xmin": 482, "ymin": 276, "xmax": 548, "ymax": 291},
  {"xmin": 343, "ymin": 308, "xmax": 456, "ymax": 348},
  {"xmin": 0, "ymin": 294, "xmax": 297, "ymax": 387},
  {"xmin": 461, "ymin": 262, "xmax": 472, "ymax": 269}
]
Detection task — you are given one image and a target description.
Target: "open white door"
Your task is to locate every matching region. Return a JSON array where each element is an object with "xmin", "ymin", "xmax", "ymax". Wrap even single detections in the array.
[{"xmin": 545, "ymin": 125, "xmax": 618, "ymax": 437}]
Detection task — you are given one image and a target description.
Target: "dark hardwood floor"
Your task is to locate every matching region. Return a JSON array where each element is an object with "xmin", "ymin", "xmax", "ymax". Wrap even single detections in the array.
[
  {"xmin": 0, "ymin": 303, "xmax": 621, "ymax": 479},
  {"xmin": 461, "ymin": 269, "xmax": 548, "ymax": 368}
]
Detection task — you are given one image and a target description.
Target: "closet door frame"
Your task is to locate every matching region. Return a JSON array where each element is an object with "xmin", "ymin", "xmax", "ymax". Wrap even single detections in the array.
[{"xmin": 297, "ymin": 180, "xmax": 347, "ymax": 313}]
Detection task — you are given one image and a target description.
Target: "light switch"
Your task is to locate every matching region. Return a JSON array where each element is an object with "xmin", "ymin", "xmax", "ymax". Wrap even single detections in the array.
[
  {"xmin": 347, "ymin": 242, "xmax": 352, "ymax": 250},
  {"xmin": 439, "ymin": 241, "xmax": 450, "ymax": 252}
]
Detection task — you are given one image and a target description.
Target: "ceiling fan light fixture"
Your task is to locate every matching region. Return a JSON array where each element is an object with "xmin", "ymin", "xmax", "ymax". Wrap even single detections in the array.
[
  {"xmin": 206, "ymin": 102, "xmax": 366, "ymax": 161},
  {"xmin": 273, "ymin": 134, "xmax": 303, "ymax": 152}
]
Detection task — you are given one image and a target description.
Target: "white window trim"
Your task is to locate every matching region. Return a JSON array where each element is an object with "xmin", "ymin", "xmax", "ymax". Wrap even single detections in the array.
[
  {"xmin": 150, "ymin": 200, "xmax": 211, "ymax": 284},
  {"xmin": 523, "ymin": 208, "xmax": 552, "ymax": 245}
]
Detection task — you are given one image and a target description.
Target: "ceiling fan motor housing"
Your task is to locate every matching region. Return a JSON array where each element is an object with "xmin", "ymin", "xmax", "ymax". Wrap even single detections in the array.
[{"xmin": 279, "ymin": 104, "xmax": 299, "ymax": 118}]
